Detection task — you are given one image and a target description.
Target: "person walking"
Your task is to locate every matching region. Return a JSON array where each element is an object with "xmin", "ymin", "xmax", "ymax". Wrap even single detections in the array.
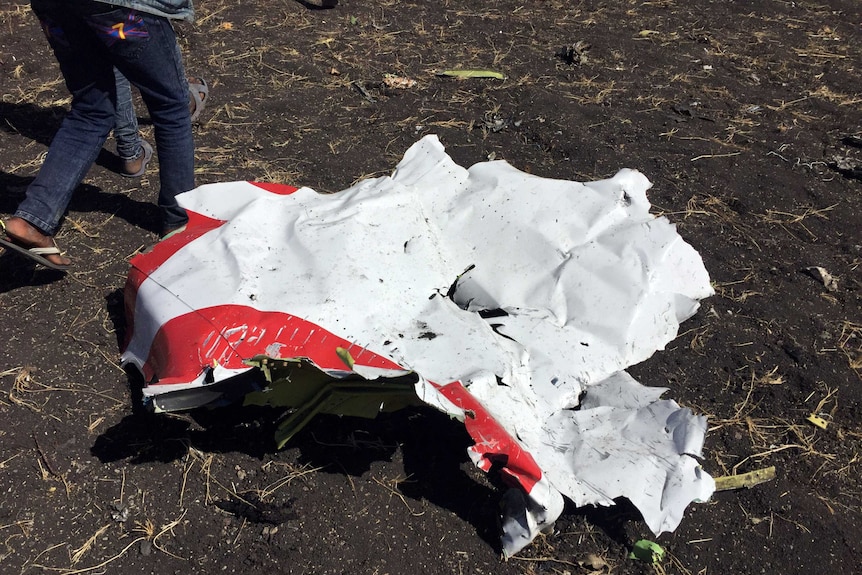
[
  {"xmin": 113, "ymin": 67, "xmax": 208, "ymax": 178},
  {"xmin": 0, "ymin": 0, "xmax": 196, "ymax": 272},
  {"xmin": 113, "ymin": 67, "xmax": 154, "ymax": 178}
]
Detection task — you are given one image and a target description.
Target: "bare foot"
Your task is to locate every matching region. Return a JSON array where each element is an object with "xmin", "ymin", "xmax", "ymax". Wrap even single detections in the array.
[{"xmin": 3, "ymin": 217, "xmax": 72, "ymax": 268}]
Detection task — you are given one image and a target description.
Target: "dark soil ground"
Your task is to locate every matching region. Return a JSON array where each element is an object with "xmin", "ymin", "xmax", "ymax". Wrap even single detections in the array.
[{"xmin": 1, "ymin": 1, "xmax": 861, "ymax": 573}]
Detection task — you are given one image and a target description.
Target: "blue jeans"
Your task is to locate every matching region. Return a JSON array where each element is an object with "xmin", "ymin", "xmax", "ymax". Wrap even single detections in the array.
[
  {"xmin": 19, "ymin": 0, "xmax": 193, "ymax": 234},
  {"xmin": 113, "ymin": 68, "xmax": 142, "ymax": 160}
]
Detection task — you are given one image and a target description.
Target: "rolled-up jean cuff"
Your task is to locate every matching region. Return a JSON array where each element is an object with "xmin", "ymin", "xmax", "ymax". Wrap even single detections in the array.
[{"xmin": 13, "ymin": 210, "xmax": 57, "ymax": 237}]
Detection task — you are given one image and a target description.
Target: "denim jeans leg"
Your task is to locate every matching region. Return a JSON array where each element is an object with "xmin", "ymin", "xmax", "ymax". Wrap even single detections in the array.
[
  {"xmin": 113, "ymin": 68, "xmax": 142, "ymax": 159},
  {"xmin": 107, "ymin": 12, "xmax": 193, "ymax": 232},
  {"xmin": 16, "ymin": 1, "xmax": 117, "ymax": 235}
]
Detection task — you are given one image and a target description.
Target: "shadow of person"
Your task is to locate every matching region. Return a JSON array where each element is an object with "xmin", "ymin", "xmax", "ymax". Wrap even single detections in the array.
[
  {"xmin": 0, "ymin": 101, "xmax": 65, "ymax": 147},
  {"xmin": 0, "ymin": 100, "xmax": 147, "ymax": 175},
  {"xmin": 0, "ymin": 250, "xmax": 68, "ymax": 291},
  {"xmin": 0, "ymin": 171, "xmax": 34, "ymax": 213},
  {"xmin": 1, "ymin": 169, "xmax": 162, "ymax": 237},
  {"xmin": 68, "ymin": 181, "xmax": 162, "ymax": 235}
]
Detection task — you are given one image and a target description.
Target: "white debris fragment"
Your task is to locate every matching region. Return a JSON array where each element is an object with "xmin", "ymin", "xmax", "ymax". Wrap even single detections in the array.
[
  {"xmin": 122, "ymin": 135, "xmax": 715, "ymax": 556},
  {"xmin": 804, "ymin": 266, "xmax": 838, "ymax": 292}
]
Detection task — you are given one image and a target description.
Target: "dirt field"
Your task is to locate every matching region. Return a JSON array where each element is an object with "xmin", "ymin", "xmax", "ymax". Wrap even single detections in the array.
[{"xmin": 1, "ymin": 1, "xmax": 861, "ymax": 573}]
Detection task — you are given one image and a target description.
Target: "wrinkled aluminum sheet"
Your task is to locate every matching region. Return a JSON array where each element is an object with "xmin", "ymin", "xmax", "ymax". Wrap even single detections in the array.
[{"xmin": 122, "ymin": 135, "xmax": 715, "ymax": 556}]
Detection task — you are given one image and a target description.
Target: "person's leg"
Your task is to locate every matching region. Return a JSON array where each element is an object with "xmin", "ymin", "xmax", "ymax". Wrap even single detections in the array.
[
  {"xmin": 113, "ymin": 68, "xmax": 154, "ymax": 177},
  {"xmin": 113, "ymin": 68, "xmax": 140, "ymax": 159},
  {"xmin": 105, "ymin": 10, "xmax": 193, "ymax": 233},
  {"xmin": 10, "ymin": 0, "xmax": 116, "ymax": 264},
  {"xmin": 1, "ymin": 217, "xmax": 70, "ymax": 269}
]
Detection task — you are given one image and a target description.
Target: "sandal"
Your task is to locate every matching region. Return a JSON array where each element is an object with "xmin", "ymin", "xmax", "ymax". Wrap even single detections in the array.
[
  {"xmin": 0, "ymin": 219, "xmax": 70, "ymax": 272},
  {"xmin": 120, "ymin": 139, "xmax": 153, "ymax": 178},
  {"xmin": 188, "ymin": 77, "xmax": 209, "ymax": 122}
]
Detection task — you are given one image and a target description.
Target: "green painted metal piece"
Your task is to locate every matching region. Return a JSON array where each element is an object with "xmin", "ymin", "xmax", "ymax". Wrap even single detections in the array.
[{"xmin": 244, "ymin": 356, "xmax": 422, "ymax": 448}]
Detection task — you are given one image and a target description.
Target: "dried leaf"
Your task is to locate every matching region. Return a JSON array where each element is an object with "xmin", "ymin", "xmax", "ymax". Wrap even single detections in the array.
[
  {"xmin": 714, "ymin": 466, "xmax": 776, "ymax": 491},
  {"xmin": 436, "ymin": 69, "xmax": 505, "ymax": 80}
]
